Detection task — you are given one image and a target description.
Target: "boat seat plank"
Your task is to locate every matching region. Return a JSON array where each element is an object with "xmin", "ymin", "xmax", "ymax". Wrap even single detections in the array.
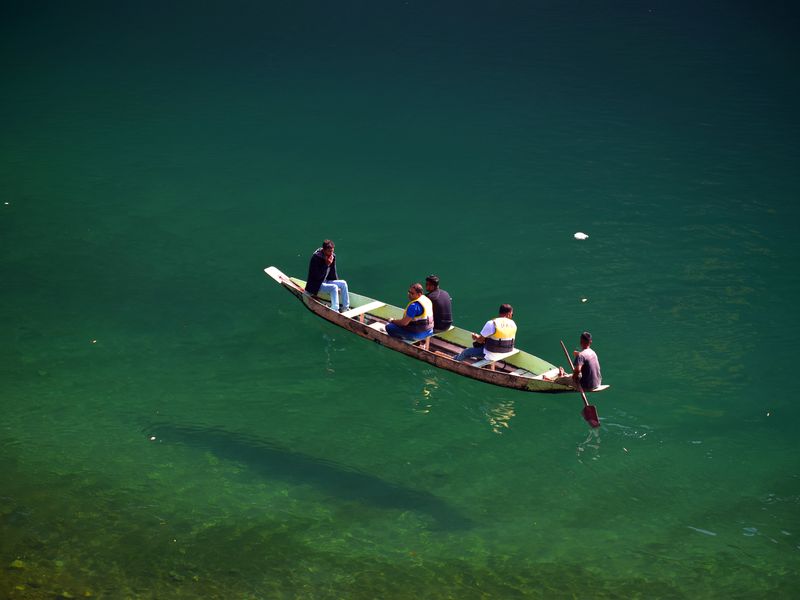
[
  {"xmin": 341, "ymin": 301, "xmax": 386, "ymax": 319},
  {"xmin": 472, "ymin": 349, "xmax": 520, "ymax": 369}
]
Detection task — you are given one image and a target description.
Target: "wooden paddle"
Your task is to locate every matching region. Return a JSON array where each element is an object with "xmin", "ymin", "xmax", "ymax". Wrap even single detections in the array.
[{"xmin": 560, "ymin": 340, "xmax": 601, "ymax": 428}]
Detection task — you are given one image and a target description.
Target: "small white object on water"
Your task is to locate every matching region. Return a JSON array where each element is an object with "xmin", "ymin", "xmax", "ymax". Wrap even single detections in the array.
[
  {"xmin": 149, "ymin": 436, "xmax": 156, "ymax": 441},
  {"xmin": 581, "ymin": 298, "xmax": 588, "ymax": 303},
  {"xmin": 688, "ymin": 526, "xmax": 717, "ymax": 536},
  {"xmin": 574, "ymin": 232, "xmax": 589, "ymax": 240}
]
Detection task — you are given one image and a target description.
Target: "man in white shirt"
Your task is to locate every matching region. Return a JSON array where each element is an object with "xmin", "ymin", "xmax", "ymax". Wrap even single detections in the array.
[{"xmin": 453, "ymin": 304, "xmax": 516, "ymax": 362}]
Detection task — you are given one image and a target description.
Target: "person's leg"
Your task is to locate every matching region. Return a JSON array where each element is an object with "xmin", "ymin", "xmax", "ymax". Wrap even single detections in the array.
[
  {"xmin": 386, "ymin": 323, "xmax": 413, "ymax": 340},
  {"xmin": 317, "ymin": 282, "xmax": 340, "ymax": 311},
  {"xmin": 453, "ymin": 346, "xmax": 485, "ymax": 362},
  {"xmin": 332, "ymin": 280, "xmax": 350, "ymax": 311}
]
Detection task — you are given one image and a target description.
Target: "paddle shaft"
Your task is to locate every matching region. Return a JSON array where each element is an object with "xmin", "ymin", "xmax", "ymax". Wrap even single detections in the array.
[{"xmin": 560, "ymin": 340, "xmax": 590, "ymax": 409}]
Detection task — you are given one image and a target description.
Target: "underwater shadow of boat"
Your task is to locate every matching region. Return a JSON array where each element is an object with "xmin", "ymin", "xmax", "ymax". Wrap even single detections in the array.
[{"xmin": 145, "ymin": 422, "xmax": 472, "ymax": 531}]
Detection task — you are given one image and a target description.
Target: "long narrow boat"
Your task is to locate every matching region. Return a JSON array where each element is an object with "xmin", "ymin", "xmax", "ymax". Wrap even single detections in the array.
[{"xmin": 265, "ymin": 266, "xmax": 609, "ymax": 395}]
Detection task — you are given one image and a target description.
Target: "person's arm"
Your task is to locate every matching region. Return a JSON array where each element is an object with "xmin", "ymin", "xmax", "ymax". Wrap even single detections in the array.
[
  {"xmin": 390, "ymin": 301, "xmax": 419, "ymax": 326},
  {"xmin": 328, "ymin": 255, "xmax": 338, "ymax": 281},
  {"xmin": 472, "ymin": 320, "xmax": 495, "ymax": 343},
  {"xmin": 572, "ymin": 353, "xmax": 584, "ymax": 386},
  {"xmin": 392, "ymin": 315, "xmax": 412, "ymax": 326},
  {"xmin": 305, "ymin": 254, "xmax": 322, "ymax": 293}
]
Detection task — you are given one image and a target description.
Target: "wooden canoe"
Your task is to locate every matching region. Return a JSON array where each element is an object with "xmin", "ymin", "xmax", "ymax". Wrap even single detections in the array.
[{"xmin": 264, "ymin": 266, "xmax": 609, "ymax": 394}]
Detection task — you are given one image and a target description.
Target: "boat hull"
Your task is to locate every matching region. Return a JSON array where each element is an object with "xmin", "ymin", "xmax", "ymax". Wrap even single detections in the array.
[{"xmin": 265, "ymin": 266, "xmax": 594, "ymax": 394}]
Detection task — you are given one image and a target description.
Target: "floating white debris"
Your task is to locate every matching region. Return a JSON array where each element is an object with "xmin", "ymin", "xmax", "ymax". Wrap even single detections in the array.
[
  {"xmin": 581, "ymin": 298, "xmax": 588, "ymax": 303},
  {"xmin": 149, "ymin": 436, "xmax": 156, "ymax": 441},
  {"xmin": 574, "ymin": 232, "xmax": 589, "ymax": 240},
  {"xmin": 688, "ymin": 526, "xmax": 717, "ymax": 536}
]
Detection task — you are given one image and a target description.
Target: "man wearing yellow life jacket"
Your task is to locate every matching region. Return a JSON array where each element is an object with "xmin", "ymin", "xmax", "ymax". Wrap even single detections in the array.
[
  {"xmin": 453, "ymin": 304, "xmax": 517, "ymax": 362},
  {"xmin": 386, "ymin": 283, "xmax": 434, "ymax": 341}
]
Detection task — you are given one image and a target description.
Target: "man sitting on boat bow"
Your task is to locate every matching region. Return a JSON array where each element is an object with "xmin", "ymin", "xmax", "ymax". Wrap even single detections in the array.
[
  {"xmin": 386, "ymin": 283, "xmax": 434, "ymax": 341},
  {"xmin": 305, "ymin": 239, "xmax": 350, "ymax": 313}
]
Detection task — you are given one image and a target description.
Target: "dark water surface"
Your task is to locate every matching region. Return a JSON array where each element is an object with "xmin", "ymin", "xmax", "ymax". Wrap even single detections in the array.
[{"xmin": 2, "ymin": 1, "xmax": 799, "ymax": 598}]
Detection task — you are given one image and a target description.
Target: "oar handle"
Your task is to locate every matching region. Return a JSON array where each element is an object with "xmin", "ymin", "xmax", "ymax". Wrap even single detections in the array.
[
  {"xmin": 560, "ymin": 340, "xmax": 590, "ymax": 409},
  {"xmin": 560, "ymin": 340, "xmax": 575, "ymax": 370}
]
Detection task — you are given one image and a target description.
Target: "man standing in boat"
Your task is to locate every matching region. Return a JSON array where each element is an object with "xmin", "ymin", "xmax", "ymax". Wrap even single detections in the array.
[
  {"xmin": 572, "ymin": 331, "xmax": 602, "ymax": 391},
  {"xmin": 452, "ymin": 304, "xmax": 517, "ymax": 362},
  {"xmin": 386, "ymin": 283, "xmax": 434, "ymax": 341},
  {"xmin": 305, "ymin": 240, "xmax": 350, "ymax": 313},
  {"xmin": 425, "ymin": 274, "xmax": 453, "ymax": 332}
]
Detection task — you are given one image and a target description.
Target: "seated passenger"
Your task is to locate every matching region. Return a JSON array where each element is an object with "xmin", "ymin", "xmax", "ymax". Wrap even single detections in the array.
[
  {"xmin": 453, "ymin": 304, "xmax": 517, "ymax": 362},
  {"xmin": 386, "ymin": 283, "xmax": 434, "ymax": 341},
  {"xmin": 425, "ymin": 274, "xmax": 453, "ymax": 332},
  {"xmin": 305, "ymin": 239, "xmax": 350, "ymax": 313}
]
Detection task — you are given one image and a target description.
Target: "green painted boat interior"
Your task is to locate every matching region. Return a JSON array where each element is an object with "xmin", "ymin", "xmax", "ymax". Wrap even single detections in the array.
[{"xmin": 287, "ymin": 275, "xmax": 556, "ymax": 375}]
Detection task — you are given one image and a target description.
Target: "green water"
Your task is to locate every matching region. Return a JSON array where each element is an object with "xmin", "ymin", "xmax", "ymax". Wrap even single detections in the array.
[{"xmin": 2, "ymin": 2, "xmax": 799, "ymax": 598}]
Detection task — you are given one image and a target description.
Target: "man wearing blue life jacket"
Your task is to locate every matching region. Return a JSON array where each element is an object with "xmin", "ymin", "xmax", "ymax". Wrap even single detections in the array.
[
  {"xmin": 386, "ymin": 283, "xmax": 434, "ymax": 341},
  {"xmin": 453, "ymin": 304, "xmax": 517, "ymax": 362}
]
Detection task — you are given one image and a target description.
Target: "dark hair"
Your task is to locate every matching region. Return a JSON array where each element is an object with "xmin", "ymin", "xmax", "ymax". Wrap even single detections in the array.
[
  {"xmin": 499, "ymin": 304, "xmax": 513, "ymax": 315},
  {"xmin": 410, "ymin": 283, "xmax": 424, "ymax": 294},
  {"xmin": 322, "ymin": 239, "xmax": 335, "ymax": 250},
  {"xmin": 581, "ymin": 331, "xmax": 592, "ymax": 343},
  {"xmin": 425, "ymin": 274, "xmax": 440, "ymax": 287}
]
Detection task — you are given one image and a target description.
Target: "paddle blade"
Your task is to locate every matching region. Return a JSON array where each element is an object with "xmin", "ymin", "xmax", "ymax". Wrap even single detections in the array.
[{"xmin": 582, "ymin": 404, "xmax": 601, "ymax": 428}]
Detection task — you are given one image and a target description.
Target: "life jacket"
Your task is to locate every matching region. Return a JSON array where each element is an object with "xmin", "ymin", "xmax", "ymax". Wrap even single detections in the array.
[
  {"xmin": 405, "ymin": 294, "xmax": 434, "ymax": 333},
  {"xmin": 484, "ymin": 317, "xmax": 516, "ymax": 353}
]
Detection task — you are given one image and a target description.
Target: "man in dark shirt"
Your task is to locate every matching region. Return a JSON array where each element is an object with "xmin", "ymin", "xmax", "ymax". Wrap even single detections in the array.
[
  {"xmin": 305, "ymin": 239, "xmax": 350, "ymax": 312},
  {"xmin": 425, "ymin": 274, "xmax": 453, "ymax": 332}
]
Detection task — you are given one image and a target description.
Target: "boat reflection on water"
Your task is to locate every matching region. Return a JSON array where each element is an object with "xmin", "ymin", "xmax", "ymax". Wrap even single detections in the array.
[
  {"xmin": 412, "ymin": 374, "xmax": 442, "ymax": 415},
  {"xmin": 460, "ymin": 395, "xmax": 518, "ymax": 434},
  {"xmin": 484, "ymin": 400, "xmax": 516, "ymax": 435}
]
